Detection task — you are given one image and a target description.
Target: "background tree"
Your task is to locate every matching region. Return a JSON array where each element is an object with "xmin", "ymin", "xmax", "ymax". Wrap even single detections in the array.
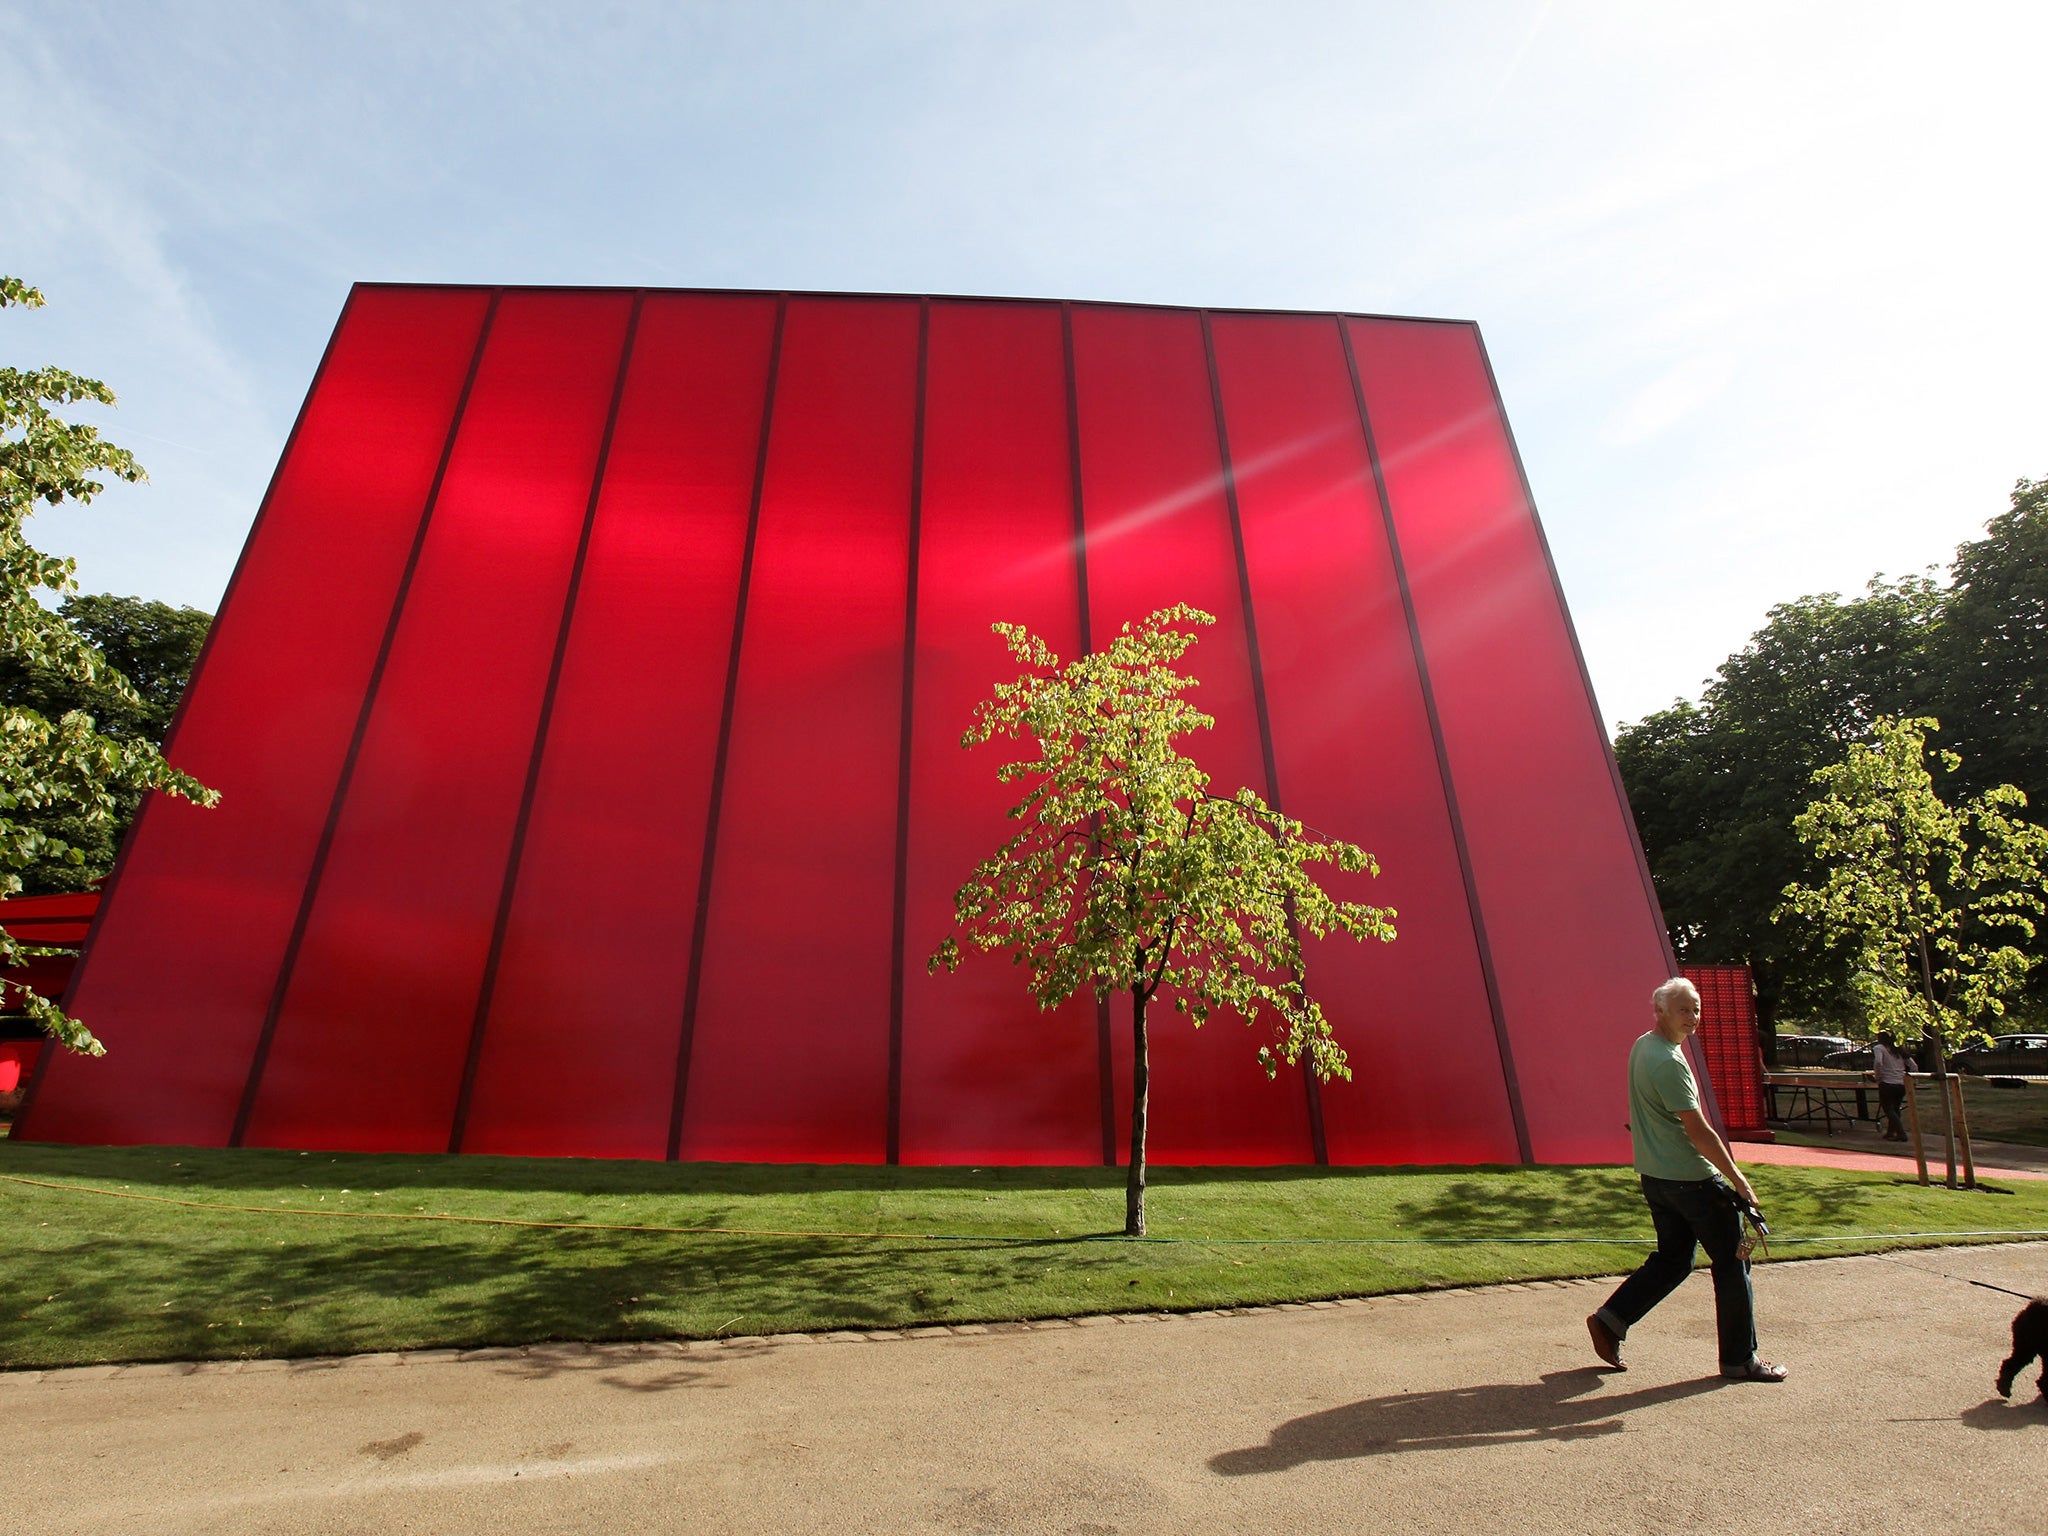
[
  {"xmin": 0, "ymin": 593, "xmax": 212, "ymax": 893},
  {"xmin": 930, "ymin": 607, "xmax": 1396, "ymax": 1236},
  {"xmin": 1619, "ymin": 479, "xmax": 2048, "ymax": 1039},
  {"xmin": 1, "ymin": 277, "xmax": 217, "ymax": 1054},
  {"xmin": 1776, "ymin": 716, "xmax": 2048, "ymax": 1185},
  {"xmin": 1615, "ymin": 577, "xmax": 1941, "ymax": 1040},
  {"xmin": 1936, "ymin": 476, "xmax": 2048, "ymax": 814}
]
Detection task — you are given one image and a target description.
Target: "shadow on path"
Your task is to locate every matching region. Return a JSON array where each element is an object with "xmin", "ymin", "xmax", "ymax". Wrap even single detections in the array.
[{"xmin": 1211, "ymin": 1369, "xmax": 1723, "ymax": 1473}]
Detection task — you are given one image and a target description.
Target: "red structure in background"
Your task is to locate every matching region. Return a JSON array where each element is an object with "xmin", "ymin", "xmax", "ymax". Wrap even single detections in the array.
[
  {"xmin": 1684, "ymin": 964, "xmax": 1770, "ymax": 1142},
  {"xmin": 18, "ymin": 287, "xmax": 1710, "ymax": 1166},
  {"xmin": 0, "ymin": 891, "xmax": 100, "ymax": 1097}
]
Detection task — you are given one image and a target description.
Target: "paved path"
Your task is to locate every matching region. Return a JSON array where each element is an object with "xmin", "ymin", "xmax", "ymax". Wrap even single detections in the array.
[{"xmin": 6, "ymin": 1243, "xmax": 2043, "ymax": 1535}]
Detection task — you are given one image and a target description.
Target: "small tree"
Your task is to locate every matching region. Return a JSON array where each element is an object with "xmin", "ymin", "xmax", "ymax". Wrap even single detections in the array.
[
  {"xmin": 1775, "ymin": 716, "xmax": 2048, "ymax": 1185},
  {"xmin": 929, "ymin": 607, "xmax": 1395, "ymax": 1235},
  {"xmin": 2, "ymin": 277, "xmax": 217, "ymax": 1054}
]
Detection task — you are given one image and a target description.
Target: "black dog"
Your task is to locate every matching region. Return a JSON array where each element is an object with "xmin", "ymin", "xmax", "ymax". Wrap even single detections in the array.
[{"xmin": 1996, "ymin": 1298, "xmax": 2048, "ymax": 1401}]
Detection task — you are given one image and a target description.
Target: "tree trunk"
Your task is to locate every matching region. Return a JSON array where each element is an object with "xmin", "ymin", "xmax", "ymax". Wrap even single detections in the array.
[
  {"xmin": 1925, "ymin": 1032, "xmax": 1958, "ymax": 1189},
  {"xmin": 1950, "ymin": 1072, "xmax": 1976, "ymax": 1189},
  {"xmin": 1914, "ymin": 936, "xmax": 1957, "ymax": 1188},
  {"xmin": 1752, "ymin": 961, "xmax": 1780, "ymax": 1067},
  {"xmin": 1125, "ymin": 990, "xmax": 1149, "ymax": 1238}
]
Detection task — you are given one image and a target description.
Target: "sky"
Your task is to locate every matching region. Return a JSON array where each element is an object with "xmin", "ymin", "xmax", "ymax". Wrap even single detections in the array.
[{"xmin": 4, "ymin": 0, "xmax": 2044, "ymax": 731}]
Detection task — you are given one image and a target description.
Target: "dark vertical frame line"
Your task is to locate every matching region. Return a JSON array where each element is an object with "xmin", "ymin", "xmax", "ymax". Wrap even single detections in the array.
[
  {"xmin": 1063, "ymin": 302, "xmax": 1116, "ymax": 1168},
  {"xmin": 1339, "ymin": 318, "xmax": 1534, "ymax": 1166},
  {"xmin": 885, "ymin": 299, "xmax": 932, "ymax": 1166},
  {"xmin": 666, "ymin": 294, "xmax": 789, "ymax": 1161},
  {"xmin": 1462, "ymin": 329, "xmax": 1726, "ymax": 1132},
  {"xmin": 14, "ymin": 286, "xmax": 372, "ymax": 1142},
  {"xmin": 1199, "ymin": 311, "xmax": 1327, "ymax": 1166},
  {"xmin": 447, "ymin": 292, "xmax": 645, "ymax": 1154},
  {"xmin": 228, "ymin": 290, "xmax": 504, "ymax": 1149},
  {"xmin": 1060, "ymin": 303, "xmax": 1094, "ymax": 652},
  {"xmin": 1197, "ymin": 314, "xmax": 1285, "ymax": 811}
]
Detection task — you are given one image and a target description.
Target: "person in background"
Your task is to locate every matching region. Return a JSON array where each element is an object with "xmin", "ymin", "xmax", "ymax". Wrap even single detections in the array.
[
  {"xmin": 1586, "ymin": 977, "xmax": 1787, "ymax": 1382},
  {"xmin": 1871, "ymin": 1030, "xmax": 1916, "ymax": 1141}
]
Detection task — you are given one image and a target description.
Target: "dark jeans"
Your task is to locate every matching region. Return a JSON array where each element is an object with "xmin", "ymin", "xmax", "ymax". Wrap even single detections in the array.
[
  {"xmin": 1878, "ymin": 1082, "xmax": 1907, "ymax": 1137},
  {"xmin": 1596, "ymin": 1174, "xmax": 1757, "ymax": 1370}
]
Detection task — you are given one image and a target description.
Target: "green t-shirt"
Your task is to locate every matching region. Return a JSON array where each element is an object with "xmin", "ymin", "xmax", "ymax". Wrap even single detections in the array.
[{"xmin": 1627, "ymin": 1030, "xmax": 1714, "ymax": 1180}]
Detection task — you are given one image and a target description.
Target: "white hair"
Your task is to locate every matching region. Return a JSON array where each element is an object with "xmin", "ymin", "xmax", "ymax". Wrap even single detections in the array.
[{"xmin": 1651, "ymin": 977, "xmax": 1700, "ymax": 1017}]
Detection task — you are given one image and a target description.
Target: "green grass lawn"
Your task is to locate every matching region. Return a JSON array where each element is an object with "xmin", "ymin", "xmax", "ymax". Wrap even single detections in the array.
[
  {"xmin": 1949, "ymin": 1078, "xmax": 2048, "ymax": 1147},
  {"xmin": 5, "ymin": 1141, "xmax": 2046, "ymax": 1370}
]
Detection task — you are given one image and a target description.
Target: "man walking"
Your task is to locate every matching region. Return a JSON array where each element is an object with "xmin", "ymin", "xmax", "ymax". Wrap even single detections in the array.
[
  {"xmin": 1872, "ymin": 1031, "xmax": 1915, "ymax": 1141},
  {"xmin": 1586, "ymin": 977, "xmax": 1787, "ymax": 1382}
]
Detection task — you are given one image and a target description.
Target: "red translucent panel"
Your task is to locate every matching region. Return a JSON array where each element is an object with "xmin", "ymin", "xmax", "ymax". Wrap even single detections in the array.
[
  {"xmin": 1069, "ymin": 305, "xmax": 1314, "ymax": 1165},
  {"xmin": 18, "ymin": 288, "xmax": 491, "ymax": 1147},
  {"xmin": 898, "ymin": 301, "xmax": 1102, "ymax": 1165},
  {"xmin": 458, "ymin": 294, "xmax": 780, "ymax": 1158},
  {"xmin": 1208, "ymin": 313, "xmax": 1521, "ymax": 1164},
  {"xmin": 241, "ymin": 292, "xmax": 635, "ymax": 1152},
  {"xmin": 676, "ymin": 298, "xmax": 921, "ymax": 1161},
  {"xmin": 1348, "ymin": 317, "xmax": 1653, "ymax": 1164}
]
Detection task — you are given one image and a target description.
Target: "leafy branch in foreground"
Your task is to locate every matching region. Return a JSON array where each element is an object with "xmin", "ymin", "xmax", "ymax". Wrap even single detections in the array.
[
  {"xmin": 1, "ymin": 277, "xmax": 217, "ymax": 1054},
  {"xmin": 930, "ymin": 606, "xmax": 1395, "ymax": 1234}
]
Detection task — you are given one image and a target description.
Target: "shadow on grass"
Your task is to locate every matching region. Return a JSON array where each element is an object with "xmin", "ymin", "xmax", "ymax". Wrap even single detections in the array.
[
  {"xmin": 1210, "ymin": 1368, "xmax": 1725, "ymax": 1471},
  {"xmin": 0, "ymin": 1220, "xmax": 1147, "ymax": 1368},
  {"xmin": 1388, "ymin": 1167, "xmax": 1644, "ymax": 1238},
  {"xmin": 1, "ymin": 1140, "xmax": 1118, "ymax": 1197},
  {"xmin": 0, "ymin": 1140, "xmax": 1511, "ymax": 1199},
  {"xmin": 1388, "ymin": 1163, "xmax": 1923, "ymax": 1243}
]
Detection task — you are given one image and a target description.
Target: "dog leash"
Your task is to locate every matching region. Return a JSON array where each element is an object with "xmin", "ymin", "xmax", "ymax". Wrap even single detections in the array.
[
  {"xmin": 1875, "ymin": 1249, "xmax": 2041, "ymax": 1300},
  {"xmin": 1968, "ymin": 1277, "xmax": 2039, "ymax": 1302}
]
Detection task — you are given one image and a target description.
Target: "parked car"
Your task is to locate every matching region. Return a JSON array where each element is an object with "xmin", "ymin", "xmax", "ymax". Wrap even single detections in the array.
[
  {"xmin": 1821, "ymin": 1045, "xmax": 1875, "ymax": 1072},
  {"xmin": 1774, "ymin": 1034, "xmax": 1854, "ymax": 1069},
  {"xmin": 1950, "ymin": 1034, "xmax": 2048, "ymax": 1077}
]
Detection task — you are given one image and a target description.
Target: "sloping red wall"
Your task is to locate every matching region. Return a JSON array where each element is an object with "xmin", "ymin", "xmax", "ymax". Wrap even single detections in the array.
[{"xmin": 18, "ymin": 287, "xmax": 1678, "ymax": 1166}]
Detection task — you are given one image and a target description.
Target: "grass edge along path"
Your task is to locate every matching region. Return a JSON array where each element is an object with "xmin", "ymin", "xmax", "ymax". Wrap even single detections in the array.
[{"xmin": 7, "ymin": 1143, "xmax": 2048, "ymax": 1371}]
